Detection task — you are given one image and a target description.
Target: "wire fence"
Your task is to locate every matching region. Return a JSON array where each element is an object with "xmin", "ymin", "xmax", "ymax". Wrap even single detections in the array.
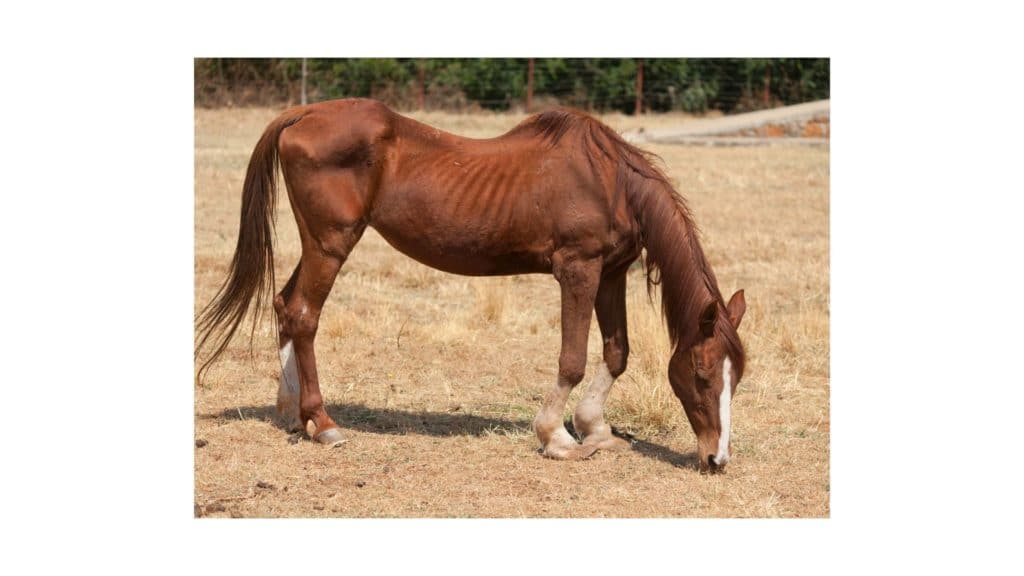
[{"xmin": 195, "ymin": 58, "xmax": 829, "ymax": 114}]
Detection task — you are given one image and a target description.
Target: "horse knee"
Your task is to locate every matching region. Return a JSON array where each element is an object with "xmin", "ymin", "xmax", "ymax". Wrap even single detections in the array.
[
  {"xmin": 558, "ymin": 361, "xmax": 587, "ymax": 387},
  {"xmin": 604, "ymin": 341, "xmax": 629, "ymax": 378},
  {"xmin": 610, "ymin": 350, "xmax": 628, "ymax": 378}
]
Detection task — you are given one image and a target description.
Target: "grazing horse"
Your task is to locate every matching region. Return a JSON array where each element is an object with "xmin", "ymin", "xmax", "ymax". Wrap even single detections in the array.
[{"xmin": 196, "ymin": 98, "xmax": 746, "ymax": 472}]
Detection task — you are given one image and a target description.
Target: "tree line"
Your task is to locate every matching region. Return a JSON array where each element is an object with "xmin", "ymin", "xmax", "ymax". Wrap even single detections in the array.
[{"xmin": 195, "ymin": 58, "xmax": 829, "ymax": 114}]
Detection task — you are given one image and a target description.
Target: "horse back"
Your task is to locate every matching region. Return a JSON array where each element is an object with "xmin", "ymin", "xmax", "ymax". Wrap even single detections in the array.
[{"xmin": 278, "ymin": 99, "xmax": 641, "ymax": 275}]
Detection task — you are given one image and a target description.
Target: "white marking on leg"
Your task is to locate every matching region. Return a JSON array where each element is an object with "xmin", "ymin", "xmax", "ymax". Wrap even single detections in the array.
[
  {"xmin": 574, "ymin": 364, "xmax": 615, "ymax": 437},
  {"xmin": 277, "ymin": 340, "xmax": 301, "ymax": 430},
  {"xmin": 280, "ymin": 340, "xmax": 300, "ymax": 395},
  {"xmin": 714, "ymin": 356, "xmax": 732, "ymax": 465},
  {"xmin": 551, "ymin": 426, "xmax": 577, "ymax": 448},
  {"xmin": 535, "ymin": 377, "xmax": 577, "ymax": 450}
]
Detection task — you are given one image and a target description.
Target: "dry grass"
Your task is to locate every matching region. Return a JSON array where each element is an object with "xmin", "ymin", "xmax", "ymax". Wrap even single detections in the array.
[
  {"xmin": 602, "ymin": 287, "xmax": 681, "ymax": 437},
  {"xmin": 194, "ymin": 106, "xmax": 829, "ymax": 518},
  {"xmin": 472, "ymin": 279, "xmax": 506, "ymax": 327}
]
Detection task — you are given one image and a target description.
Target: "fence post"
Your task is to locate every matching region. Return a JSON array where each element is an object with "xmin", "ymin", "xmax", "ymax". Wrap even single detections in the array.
[
  {"xmin": 635, "ymin": 58, "xmax": 644, "ymax": 115},
  {"xmin": 301, "ymin": 58, "xmax": 308, "ymax": 105},
  {"xmin": 526, "ymin": 58, "xmax": 534, "ymax": 112},
  {"xmin": 418, "ymin": 59, "xmax": 426, "ymax": 110}
]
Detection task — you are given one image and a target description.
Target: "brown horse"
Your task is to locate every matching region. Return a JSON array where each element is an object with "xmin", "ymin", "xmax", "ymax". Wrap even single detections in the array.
[{"xmin": 196, "ymin": 98, "xmax": 746, "ymax": 472}]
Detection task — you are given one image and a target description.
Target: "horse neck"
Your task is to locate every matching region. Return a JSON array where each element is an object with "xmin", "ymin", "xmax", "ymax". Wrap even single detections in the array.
[{"xmin": 626, "ymin": 175, "xmax": 723, "ymax": 350}]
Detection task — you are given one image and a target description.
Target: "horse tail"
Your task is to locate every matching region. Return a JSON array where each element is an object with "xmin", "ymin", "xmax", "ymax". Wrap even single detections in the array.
[{"xmin": 195, "ymin": 108, "xmax": 307, "ymax": 384}]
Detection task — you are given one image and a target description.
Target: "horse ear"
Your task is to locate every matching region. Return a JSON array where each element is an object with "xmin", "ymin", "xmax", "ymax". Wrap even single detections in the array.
[
  {"xmin": 699, "ymin": 301, "xmax": 717, "ymax": 338},
  {"xmin": 727, "ymin": 289, "xmax": 746, "ymax": 329}
]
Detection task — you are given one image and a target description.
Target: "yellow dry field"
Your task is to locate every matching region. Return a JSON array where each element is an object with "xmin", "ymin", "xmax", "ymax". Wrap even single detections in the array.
[{"xmin": 194, "ymin": 107, "xmax": 829, "ymax": 518}]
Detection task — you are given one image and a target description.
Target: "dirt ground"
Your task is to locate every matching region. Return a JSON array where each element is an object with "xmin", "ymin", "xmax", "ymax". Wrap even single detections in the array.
[{"xmin": 194, "ymin": 106, "xmax": 829, "ymax": 518}]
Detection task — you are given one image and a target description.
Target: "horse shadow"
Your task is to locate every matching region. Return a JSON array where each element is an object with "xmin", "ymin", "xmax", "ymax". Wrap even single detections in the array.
[{"xmin": 204, "ymin": 402, "xmax": 700, "ymax": 471}]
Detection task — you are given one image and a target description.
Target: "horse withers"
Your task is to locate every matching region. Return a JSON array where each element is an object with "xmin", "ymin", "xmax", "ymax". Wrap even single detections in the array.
[{"xmin": 196, "ymin": 98, "xmax": 746, "ymax": 473}]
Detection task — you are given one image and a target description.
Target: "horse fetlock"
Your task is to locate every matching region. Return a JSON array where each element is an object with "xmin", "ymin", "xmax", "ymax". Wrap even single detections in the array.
[
  {"xmin": 571, "ymin": 409, "xmax": 605, "ymax": 440},
  {"xmin": 276, "ymin": 393, "xmax": 302, "ymax": 432},
  {"xmin": 582, "ymin": 433, "xmax": 631, "ymax": 451},
  {"xmin": 536, "ymin": 424, "xmax": 595, "ymax": 460},
  {"xmin": 542, "ymin": 439, "xmax": 598, "ymax": 461}
]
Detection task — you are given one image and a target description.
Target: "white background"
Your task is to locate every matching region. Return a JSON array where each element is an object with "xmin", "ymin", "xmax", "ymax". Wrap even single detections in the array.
[{"xmin": 1, "ymin": 1, "xmax": 1021, "ymax": 573}]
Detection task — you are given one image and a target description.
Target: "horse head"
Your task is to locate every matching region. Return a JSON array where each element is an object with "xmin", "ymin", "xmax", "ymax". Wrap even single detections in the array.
[{"xmin": 669, "ymin": 289, "xmax": 746, "ymax": 473}]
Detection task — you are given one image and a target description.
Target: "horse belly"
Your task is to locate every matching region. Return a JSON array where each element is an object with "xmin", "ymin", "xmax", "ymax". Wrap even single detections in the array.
[{"xmin": 368, "ymin": 186, "xmax": 552, "ymax": 276}]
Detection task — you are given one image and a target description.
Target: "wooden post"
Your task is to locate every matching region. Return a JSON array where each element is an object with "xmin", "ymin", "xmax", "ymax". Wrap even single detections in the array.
[
  {"xmin": 526, "ymin": 58, "xmax": 534, "ymax": 112},
  {"xmin": 301, "ymin": 58, "xmax": 308, "ymax": 105},
  {"xmin": 417, "ymin": 59, "xmax": 426, "ymax": 110},
  {"xmin": 763, "ymin": 63, "xmax": 771, "ymax": 106},
  {"xmin": 635, "ymin": 58, "xmax": 644, "ymax": 115}
]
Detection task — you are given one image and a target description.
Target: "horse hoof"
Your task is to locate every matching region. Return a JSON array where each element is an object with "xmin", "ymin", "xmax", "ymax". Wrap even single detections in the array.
[
  {"xmin": 314, "ymin": 427, "xmax": 347, "ymax": 448},
  {"xmin": 543, "ymin": 442, "xmax": 598, "ymax": 461},
  {"xmin": 584, "ymin": 435, "xmax": 632, "ymax": 451}
]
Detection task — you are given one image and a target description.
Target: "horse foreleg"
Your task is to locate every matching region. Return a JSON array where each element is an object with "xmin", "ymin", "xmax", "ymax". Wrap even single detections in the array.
[
  {"xmin": 534, "ymin": 257, "xmax": 602, "ymax": 460},
  {"xmin": 573, "ymin": 271, "xmax": 631, "ymax": 451}
]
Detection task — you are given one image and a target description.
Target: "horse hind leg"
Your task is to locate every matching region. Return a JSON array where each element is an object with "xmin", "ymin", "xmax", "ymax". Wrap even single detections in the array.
[
  {"xmin": 573, "ymin": 271, "xmax": 632, "ymax": 451},
  {"xmin": 274, "ymin": 265, "xmax": 302, "ymax": 433},
  {"xmin": 275, "ymin": 225, "xmax": 365, "ymax": 445}
]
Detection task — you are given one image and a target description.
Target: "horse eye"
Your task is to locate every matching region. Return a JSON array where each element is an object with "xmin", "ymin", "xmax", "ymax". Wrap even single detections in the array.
[{"xmin": 694, "ymin": 360, "xmax": 715, "ymax": 382}]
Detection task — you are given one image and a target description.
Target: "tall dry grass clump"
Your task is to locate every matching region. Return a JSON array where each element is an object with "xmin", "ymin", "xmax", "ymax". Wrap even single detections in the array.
[
  {"xmin": 605, "ymin": 269, "xmax": 687, "ymax": 437},
  {"xmin": 472, "ymin": 279, "xmax": 506, "ymax": 327}
]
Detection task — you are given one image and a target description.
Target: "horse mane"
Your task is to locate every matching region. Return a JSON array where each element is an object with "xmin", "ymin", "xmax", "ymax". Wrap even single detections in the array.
[
  {"xmin": 508, "ymin": 109, "xmax": 582, "ymax": 145},
  {"xmin": 514, "ymin": 108, "xmax": 745, "ymax": 378}
]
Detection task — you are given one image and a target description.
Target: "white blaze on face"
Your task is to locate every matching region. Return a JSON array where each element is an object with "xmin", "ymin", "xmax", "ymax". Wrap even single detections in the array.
[{"xmin": 714, "ymin": 356, "xmax": 732, "ymax": 465}]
